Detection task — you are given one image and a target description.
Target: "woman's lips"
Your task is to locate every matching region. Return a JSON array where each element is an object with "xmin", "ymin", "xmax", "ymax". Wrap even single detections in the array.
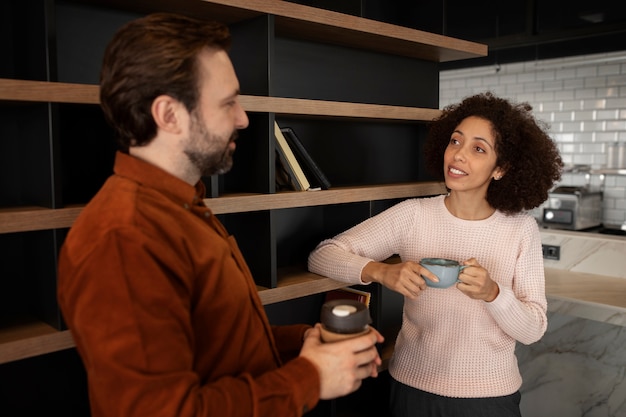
[{"xmin": 448, "ymin": 166, "xmax": 467, "ymax": 177}]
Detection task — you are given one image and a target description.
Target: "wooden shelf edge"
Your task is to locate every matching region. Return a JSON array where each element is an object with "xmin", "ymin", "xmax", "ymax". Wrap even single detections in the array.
[
  {"xmin": 0, "ymin": 80, "xmax": 442, "ymax": 122},
  {"xmin": 0, "ymin": 271, "xmax": 346, "ymax": 363},
  {"xmin": 206, "ymin": 182, "xmax": 447, "ymax": 214},
  {"xmin": 67, "ymin": 0, "xmax": 486, "ymax": 62},
  {"xmin": 240, "ymin": 96, "xmax": 442, "ymax": 121},
  {"xmin": 0, "ymin": 183, "xmax": 446, "ymax": 234},
  {"xmin": 0, "ymin": 79, "xmax": 100, "ymax": 104},
  {"xmin": 258, "ymin": 269, "xmax": 348, "ymax": 305},
  {"xmin": 0, "ymin": 329, "xmax": 75, "ymax": 365},
  {"xmin": 0, "ymin": 206, "xmax": 82, "ymax": 234}
]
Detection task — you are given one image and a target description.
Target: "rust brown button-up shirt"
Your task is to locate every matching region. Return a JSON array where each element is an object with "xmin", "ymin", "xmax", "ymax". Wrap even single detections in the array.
[{"xmin": 58, "ymin": 152, "xmax": 319, "ymax": 417}]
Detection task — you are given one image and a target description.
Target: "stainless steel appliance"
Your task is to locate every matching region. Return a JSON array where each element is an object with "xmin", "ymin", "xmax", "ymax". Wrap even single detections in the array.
[{"xmin": 541, "ymin": 186, "xmax": 603, "ymax": 230}]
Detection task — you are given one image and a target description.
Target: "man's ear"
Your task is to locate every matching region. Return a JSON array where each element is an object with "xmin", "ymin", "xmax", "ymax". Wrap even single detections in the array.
[{"xmin": 151, "ymin": 95, "xmax": 187, "ymax": 135}]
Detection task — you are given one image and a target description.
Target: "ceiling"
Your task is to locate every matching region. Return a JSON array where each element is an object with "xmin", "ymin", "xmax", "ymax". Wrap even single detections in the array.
[{"xmin": 439, "ymin": 0, "xmax": 626, "ymax": 70}]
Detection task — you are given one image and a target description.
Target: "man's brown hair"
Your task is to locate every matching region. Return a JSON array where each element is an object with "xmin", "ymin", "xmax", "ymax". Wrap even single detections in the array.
[{"xmin": 99, "ymin": 13, "xmax": 231, "ymax": 151}]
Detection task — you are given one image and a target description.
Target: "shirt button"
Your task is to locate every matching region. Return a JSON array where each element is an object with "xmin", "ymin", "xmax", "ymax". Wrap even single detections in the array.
[{"xmin": 183, "ymin": 203, "xmax": 190, "ymax": 210}]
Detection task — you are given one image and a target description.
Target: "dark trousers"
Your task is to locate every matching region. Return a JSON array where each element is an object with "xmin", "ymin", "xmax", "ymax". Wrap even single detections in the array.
[{"xmin": 389, "ymin": 378, "xmax": 522, "ymax": 417}]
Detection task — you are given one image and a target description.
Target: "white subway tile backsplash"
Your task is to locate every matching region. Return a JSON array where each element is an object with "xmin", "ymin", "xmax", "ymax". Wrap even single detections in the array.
[
  {"xmin": 582, "ymin": 99, "xmax": 607, "ymax": 110},
  {"xmin": 564, "ymin": 78, "xmax": 585, "ymax": 89},
  {"xmin": 581, "ymin": 121, "xmax": 606, "ymax": 132},
  {"xmin": 595, "ymin": 132, "xmax": 619, "ymax": 142},
  {"xmin": 517, "ymin": 72, "xmax": 536, "ymax": 83},
  {"xmin": 536, "ymin": 70, "xmax": 557, "ymax": 81},
  {"xmin": 607, "ymin": 74, "xmax": 626, "ymax": 86},
  {"xmin": 573, "ymin": 132, "xmax": 593, "ymax": 142},
  {"xmin": 576, "ymin": 88, "xmax": 600, "ymax": 99},
  {"xmin": 498, "ymin": 74, "xmax": 517, "ymax": 85},
  {"xmin": 576, "ymin": 66, "xmax": 598, "ymax": 77},
  {"xmin": 440, "ymin": 50, "xmax": 626, "ymax": 225},
  {"xmin": 585, "ymin": 76, "xmax": 607, "ymax": 88},
  {"xmin": 573, "ymin": 110, "xmax": 595, "ymax": 120},
  {"xmin": 554, "ymin": 68, "xmax": 577, "ymax": 80},
  {"xmin": 543, "ymin": 80, "xmax": 564, "ymax": 91},
  {"xmin": 596, "ymin": 109, "xmax": 620, "ymax": 120},
  {"xmin": 606, "ymin": 120, "xmax": 626, "ymax": 130},
  {"xmin": 552, "ymin": 111, "xmax": 571, "ymax": 122},
  {"xmin": 607, "ymin": 98, "xmax": 626, "ymax": 109},
  {"xmin": 598, "ymin": 64, "xmax": 621, "ymax": 75},
  {"xmin": 554, "ymin": 90, "xmax": 575, "ymax": 101},
  {"xmin": 614, "ymin": 176, "xmax": 626, "ymax": 187}
]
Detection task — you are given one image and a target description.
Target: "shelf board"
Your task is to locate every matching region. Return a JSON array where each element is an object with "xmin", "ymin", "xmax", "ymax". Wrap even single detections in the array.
[
  {"xmin": 0, "ymin": 79, "xmax": 100, "ymax": 104},
  {"xmin": 0, "ymin": 183, "xmax": 446, "ymax": 234},
  {"xmin": 0, "ymin": 205, "xmax": 83, "ymax": 234},
  {"xmin": 258, "ymin": 268, "xmax": 347, "ymax": 305},
  {"xmin": 0, "ymin": 319, "xmax": 74, "ymax": 364},
  {"xmin": 206, "ymin": 182, "xmax": 447, "ymax": 214},
  {"xmin": 0, "ymin": 269, "xmax": 348, "ymax": 363},
  {"xmin": 240, "ymin": 95, "xmax": 442, "ymax": 121},
  {"xmin": 70, "ymin": 0, "xmax": 486, "ymax": 62},
  {"xmin": 0, "ymin": 79, "xmax": 442, "ymax": 122}
]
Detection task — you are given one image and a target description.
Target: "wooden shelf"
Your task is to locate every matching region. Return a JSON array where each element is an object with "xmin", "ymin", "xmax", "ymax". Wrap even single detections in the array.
[
  {"xmin": 258, "ymin": 268, "xmax": 347, "ymax": 305},
  {"xmin": 70, "ymin": 0, "xmax": 486, "ymax": 62},
  {"xmin": 0, "ymin": 182, "xmax": 447, "ymax": 233},
  {"xmin": 0, "ymin": 79, "xmax": 442, "ymax": 122},
  {"xmin": 0, "ymin": 319, "xmax": 74, "ymax": 365},
  {"xmin": 0, "ymin": 205, "xmax": 83, "ymax": 234},
  {"xmin": 207, "ymin": 182, "xmax": 446, "ymax": 213},
  {"xmin": 0, "ymin": 268, "xmax": 349, "ymax": 363}
]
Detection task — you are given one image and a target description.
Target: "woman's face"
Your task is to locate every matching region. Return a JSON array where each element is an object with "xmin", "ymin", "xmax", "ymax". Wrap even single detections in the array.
[{"xmin": 443, "ymin": 116, "xmax": 504, "ymax": 197}]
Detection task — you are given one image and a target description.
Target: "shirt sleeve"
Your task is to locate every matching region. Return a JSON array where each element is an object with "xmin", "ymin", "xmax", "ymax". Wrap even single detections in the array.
[
  {"xmin": 271, "ymin": 324, "xmax": 311, "ymax": 363},
  {"xmin": 58, "ymin": 227, "xmax": 319, "ymax": 417}
]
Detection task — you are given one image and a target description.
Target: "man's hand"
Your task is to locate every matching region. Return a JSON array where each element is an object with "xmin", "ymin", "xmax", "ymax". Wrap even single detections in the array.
[{"xmin": 299, "ymin": 324, "xmax": 384, "ymax": 400}]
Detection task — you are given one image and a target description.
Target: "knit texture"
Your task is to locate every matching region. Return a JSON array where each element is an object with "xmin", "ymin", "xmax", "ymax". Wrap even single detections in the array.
[{"xmin": 308, "ymin": 195, "xmax": 547, "ymax": 398}]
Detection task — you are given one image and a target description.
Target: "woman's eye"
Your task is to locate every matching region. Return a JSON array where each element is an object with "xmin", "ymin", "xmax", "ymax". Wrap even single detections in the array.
[{"xmin": 474, "ymin": 146, "xmax": 485, "ymax": 153}]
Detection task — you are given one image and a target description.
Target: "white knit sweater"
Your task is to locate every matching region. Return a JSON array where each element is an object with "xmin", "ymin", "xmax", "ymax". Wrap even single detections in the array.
[{"xmin": 308, "ymin": 195, "xmax": 547, "ymax": 398}]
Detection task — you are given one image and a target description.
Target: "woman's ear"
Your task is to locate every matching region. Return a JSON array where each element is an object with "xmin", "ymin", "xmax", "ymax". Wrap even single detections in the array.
[
  {"xmin": 151, "ymin": 95, "xmax": 187, "ymax": 135},
  {"xmin": 493, "ymin": 167, "xmax": 506, "ymax": 181}
]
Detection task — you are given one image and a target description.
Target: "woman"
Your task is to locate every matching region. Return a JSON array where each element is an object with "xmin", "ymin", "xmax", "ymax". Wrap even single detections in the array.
[{"xmin": 308, "ymin": 92, "xmax": 563, "ymax": 416}]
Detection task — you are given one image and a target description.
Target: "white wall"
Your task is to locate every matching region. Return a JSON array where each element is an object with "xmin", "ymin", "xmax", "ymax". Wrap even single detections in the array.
[{"xmin": 440, "ymin": 51, "xmax": 626, "ymax": 227}]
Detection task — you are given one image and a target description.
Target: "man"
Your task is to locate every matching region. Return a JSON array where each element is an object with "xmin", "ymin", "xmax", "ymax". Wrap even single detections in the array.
[{"xmin": 57, "ymin": 13, "xmax": 383, "ymax": 417}]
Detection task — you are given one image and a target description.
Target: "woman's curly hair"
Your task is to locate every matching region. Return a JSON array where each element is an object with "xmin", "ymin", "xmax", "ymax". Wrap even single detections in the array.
[{"xmin": 424, "ymin": 92, "xmax": 563, "ymax": 215}]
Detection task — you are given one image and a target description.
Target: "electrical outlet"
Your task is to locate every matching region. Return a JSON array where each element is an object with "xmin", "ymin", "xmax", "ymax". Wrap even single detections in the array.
[{"xmin": 542, "ymin": 244, "xmax": 560, "ymax": 260}]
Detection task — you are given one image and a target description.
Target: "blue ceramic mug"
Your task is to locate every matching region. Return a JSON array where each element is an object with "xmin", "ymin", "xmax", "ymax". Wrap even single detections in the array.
[{"xmin": 419, "ymin": 258, "xmax": 468, "ymax": 289}]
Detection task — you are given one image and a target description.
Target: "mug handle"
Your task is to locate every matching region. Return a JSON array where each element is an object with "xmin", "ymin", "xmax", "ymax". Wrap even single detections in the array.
[{"xmin": 456, "ymin": 264, "xmax": 469, "ymax": 283}]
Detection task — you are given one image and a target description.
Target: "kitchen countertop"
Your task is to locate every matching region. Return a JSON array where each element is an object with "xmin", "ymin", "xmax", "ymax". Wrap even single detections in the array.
[
  {"xmin": 540, "ymin": 228, "xmax": 626, "ymax": 327},
  {"xmin": 545, "ymin": 268, "xmax": 626, "ymax": 327}
]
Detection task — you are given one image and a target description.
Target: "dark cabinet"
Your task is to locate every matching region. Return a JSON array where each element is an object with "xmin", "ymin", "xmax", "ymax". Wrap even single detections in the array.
[{"xmin": 0, "ymin": 0, "xmax": 485, "ymax": 415}]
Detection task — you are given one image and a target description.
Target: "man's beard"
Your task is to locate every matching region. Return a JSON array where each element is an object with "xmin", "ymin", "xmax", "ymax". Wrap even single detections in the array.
[{"xmin": 185, "ymin": 111, "xmax": 237, "ymax": 177}]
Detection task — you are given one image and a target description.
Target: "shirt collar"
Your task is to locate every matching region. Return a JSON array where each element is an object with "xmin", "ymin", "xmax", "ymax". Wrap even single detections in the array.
[{"xmin": 113, "ymin": 151, "xmax": 206, "ymax": 208}]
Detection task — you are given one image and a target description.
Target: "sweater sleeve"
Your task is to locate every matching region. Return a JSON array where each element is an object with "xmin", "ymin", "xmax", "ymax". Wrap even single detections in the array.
[
  {"xmin": 483, "ymin": 219, "xmax": 548, "ymax": 345},
  {"xmin": 309, "ymin": 199, "xmax": 417, "ymax": 284}
]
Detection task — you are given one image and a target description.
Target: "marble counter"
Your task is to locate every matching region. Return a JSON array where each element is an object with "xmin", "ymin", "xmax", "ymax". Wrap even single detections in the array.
[{"xmin": 517, "ymin": 229, "xmax": 626, "ymax": 417}]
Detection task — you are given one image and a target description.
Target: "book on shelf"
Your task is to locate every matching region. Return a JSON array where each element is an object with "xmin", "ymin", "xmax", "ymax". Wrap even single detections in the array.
[
  {"xmin": 325, "ymin": 287, "xmax": 371, "ymax": 308},
  {"xmin": 274, "ymin": 121, "xmax": 312, "ymax": 191},
  {"xmin": 280, "ymin": 126, "xmax": 331, "ymax": 190}
]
